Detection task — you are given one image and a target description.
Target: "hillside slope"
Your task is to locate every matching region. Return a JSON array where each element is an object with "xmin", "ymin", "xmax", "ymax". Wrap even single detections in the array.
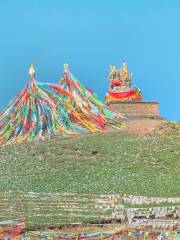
[{"xmin": 0, "ymin": 123, "xmax": 179, "ymax": 197}]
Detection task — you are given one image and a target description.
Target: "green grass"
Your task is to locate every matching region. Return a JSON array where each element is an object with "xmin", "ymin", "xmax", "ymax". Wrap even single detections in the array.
[
  {"xmin": 0, "ymin": 129, "xmax": 180, "ymax": 226},
  {"xmin": 0, "ymin": 130, "xmax": 179, "ymax": 197}
]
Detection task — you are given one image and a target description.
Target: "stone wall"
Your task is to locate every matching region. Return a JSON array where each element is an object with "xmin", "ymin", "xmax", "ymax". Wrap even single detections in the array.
[{"xmin": 106, "ymin": 101, "xmax": 160, "ymax": 118}]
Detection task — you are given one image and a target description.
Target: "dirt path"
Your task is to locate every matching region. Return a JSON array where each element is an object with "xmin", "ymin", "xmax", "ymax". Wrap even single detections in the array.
[
  {"xmin": 63, "ymin": 118, "xmax": 166, "ymax": 142},
  {"xmin": 120, "ymin": 117, "xmax": 166, "ymax": 135}
]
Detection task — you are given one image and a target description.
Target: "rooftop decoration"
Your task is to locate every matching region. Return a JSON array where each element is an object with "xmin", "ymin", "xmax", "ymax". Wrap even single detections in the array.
[
  {"xmin": 0, "ymin": 64, "xmax": 121, "ymax": 145},
  {"xmin": 105, "ymin": 61, "xmax": 142, "ymax": 103}
]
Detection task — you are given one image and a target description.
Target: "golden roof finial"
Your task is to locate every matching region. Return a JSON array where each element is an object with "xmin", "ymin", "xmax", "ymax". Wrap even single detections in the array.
[
  {"xmin": 29, "ymin": 64, "xmax": 35, "ymax": 80},
  {"xmin": 64, "ymin": 63, "xmax": 69, "ymax": 73},
  {"xmin": 122, "ymin": 61, "xmax": 127, "ymax": 73}
]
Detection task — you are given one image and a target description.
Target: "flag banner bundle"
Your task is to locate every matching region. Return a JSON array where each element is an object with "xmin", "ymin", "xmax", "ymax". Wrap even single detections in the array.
[
  {"xmin": 0, "ymin": 65, "xmax": 122, "ymax": 145},
  {"xmin": 0, "ymin": 220, "xmax": 179, "ymax": 240},
  {"xmin": 0, "ymin": 220, "xmax": 25, "ymax": 239},
  {"xmin": 24, "ymin": 228, "xmax": 180, "ymax": 240},
  {"xmin": 56, "ymin": 65, "xmax": 123, "ymax": 125}
]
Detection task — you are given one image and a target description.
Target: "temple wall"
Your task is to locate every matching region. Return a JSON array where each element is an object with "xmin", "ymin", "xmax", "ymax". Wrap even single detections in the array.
[{"xmin": 106, "ymin": 101, "xmax": 160, "ymax": 118}]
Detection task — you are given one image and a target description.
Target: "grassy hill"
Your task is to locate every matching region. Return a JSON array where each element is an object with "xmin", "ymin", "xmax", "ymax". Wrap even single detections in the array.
[{"xmin": 0, "ymin": 126, "xmax": 179, "ymax": 197}]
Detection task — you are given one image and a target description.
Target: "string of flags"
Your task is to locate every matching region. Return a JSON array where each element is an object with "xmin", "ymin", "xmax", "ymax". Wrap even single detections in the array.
[
  {"xmin": 24, "ymin": 229, "xmax": 180, "ymax": 240},
  {"xmin": 0, "ymin": 220, "xmax": 180, "ymax": 239},
  {"xmin": 0, "ymin": 64, "xmax": 122, "ymax": 146}
]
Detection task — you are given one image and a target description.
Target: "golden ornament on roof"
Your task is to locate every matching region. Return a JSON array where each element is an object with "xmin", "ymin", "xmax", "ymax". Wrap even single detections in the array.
[{"xmin": 29, "ymin": 64, "xmax": 35, "ymax": 80}]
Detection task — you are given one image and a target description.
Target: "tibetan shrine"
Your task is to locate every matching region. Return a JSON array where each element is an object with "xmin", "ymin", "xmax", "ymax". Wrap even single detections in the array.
[
  {"xmin": 105, "ymin": 61, "xmax": 142, "ymax": 103},
  {"xmin": 105, "ymin": 62, "xmax": 159, "ymax": 118}
]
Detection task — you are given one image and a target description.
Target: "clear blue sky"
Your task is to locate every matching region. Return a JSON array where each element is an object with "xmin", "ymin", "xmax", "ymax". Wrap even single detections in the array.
[{"xmin": 0, "ymin": 0, "xmax": 179, "ymax": 121}]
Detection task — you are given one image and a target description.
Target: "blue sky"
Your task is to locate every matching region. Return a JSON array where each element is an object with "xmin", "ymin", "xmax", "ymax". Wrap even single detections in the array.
[{"xmin": 0, "ymin": 0, "xmax": 179, "ymax": 121}]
